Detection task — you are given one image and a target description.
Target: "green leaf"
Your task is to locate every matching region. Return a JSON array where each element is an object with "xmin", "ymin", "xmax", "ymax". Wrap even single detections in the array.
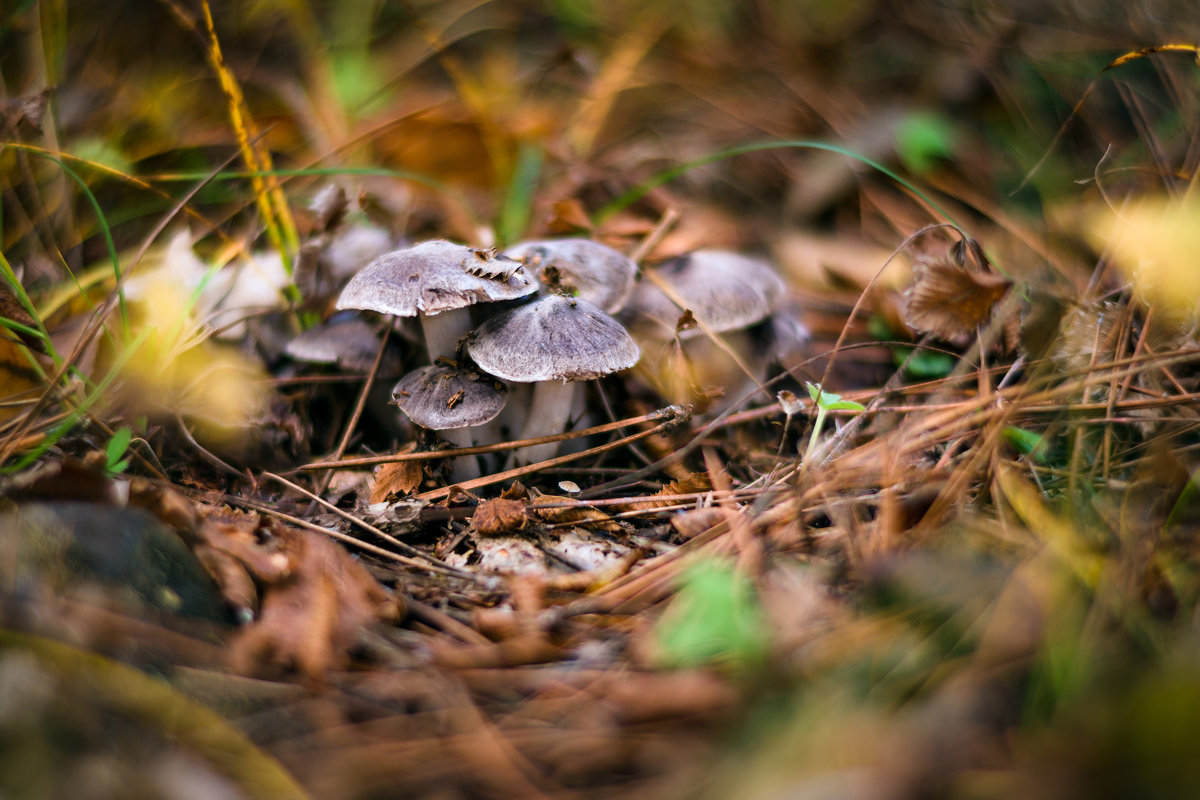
[
  {"xmin": 106, "ymin": 427, "xmax": 133, "ymax": 467},
  {"xmin": 654, "ymin": 558, "xmax": 768, "ymax": 671},
  {"xmin": 894, "ymin": 346, "xmax": 956, "ymax": 379},
  {"xmin": 895, "ymin": 111, "xmax": 957, "ymax": 175},
  {"xmin": 805, "ymin": 382, "xmax": 864, "ymax": 413},
  {"xmin": 805, "ymin": 381, "xmax": 828, "ymax": 403},
  {"xmin": 497, "ymin": 142, "xmax": 543, "ymax": 247},
  {"xmin": 1003, "ymin": 426, "xmax": 1049, "ymax": 463}
]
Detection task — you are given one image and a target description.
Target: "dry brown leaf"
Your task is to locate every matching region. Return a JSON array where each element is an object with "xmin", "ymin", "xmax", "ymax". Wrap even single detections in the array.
[
  {"xmin": 128, "ymin": 482, "xmax": 401, "ymax": 680},
  {"xmin": 532, "ymin": 495, "xmax": 624, "ymax": 535},
  {"xmin": 370, "ymin": 460, "xmax": 423, "ymax": 503},
  {"xmin": 773, "ymin": 230, "xmax": 909, "ymax": 291},
  {"xmin": 471, "ymin": 498, "xmax": 530, "ymax": 536},
  {"xmin": 228, "ymin": 521, "xmax": 403, "ymax": 680},
  {"xmin": 617, "ymin": 472, "xmax": 712, "ymax": 512},
  {"xmin": 500, "ymin": 481, "xmax": 528, "ymax": 500},
  {"xmin": 671, "ymin": 507, "xmax": 737, "ymax": 540},
  {"xmin": 544, "ymin": 197, "xmax": 594, "ymax": 234},
  {"xmin": 903, "ymin": 256, "xmax": 1012, "ymax": 340}
]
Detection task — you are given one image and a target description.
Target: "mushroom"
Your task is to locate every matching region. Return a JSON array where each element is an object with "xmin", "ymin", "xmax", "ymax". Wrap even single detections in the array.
[
  {"xmin": 284, "ymin": 313, "xmax": 408, "ymax": 442},
  {"xmin": 336, "ymin": 240, "xmax": 537, "ymax": 362},
  {"xmin": 467, "ymin": 294, "xmax": 640, "ymax": 465},
  {"xmin": 505, "ymin": 238, "xmax": 638, "ymax": 314},
  {"xmin": 625, "ymin": 250, "xmax": 788, "ymax": 407},
  {"xmin": 392, "ymin": 363, "xmax": 508, "ymax": 482},
  {"xmin": 284, "ymin": 313, "xmax": 399, "ymax": 373},
  {"xmin": 626, "ymin": 249, "xmax": 785, "ymax": 339}
]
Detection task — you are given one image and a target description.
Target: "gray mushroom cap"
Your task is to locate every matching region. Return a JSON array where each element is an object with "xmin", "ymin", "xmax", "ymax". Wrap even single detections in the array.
[
  {"xmin": 505, "ymin": 238, "xmax": 638, "ymax": 313},
  {"xmin": 285, "ymin": 315, "xmax": 399, "ymax": 373},
  {"xmin": 336, "ymin": 239, "xmax": 537, "ymax": 317},
  {"xmin": 627, "ymin": 250, "xmax": 787, "ymax": 338},
  {"xmin": 467, "ymin": 294, "xmax": 641, "ymax": 383},
  {"xmin": 392, "ymin": 365, "xmax": 508, "ymax": 430}
]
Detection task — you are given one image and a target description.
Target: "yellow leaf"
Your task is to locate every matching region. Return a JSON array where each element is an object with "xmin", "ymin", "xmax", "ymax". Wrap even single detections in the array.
[{"xmin": 1086, "ymin": 196, "xmax": 1200, "ymax": 319}]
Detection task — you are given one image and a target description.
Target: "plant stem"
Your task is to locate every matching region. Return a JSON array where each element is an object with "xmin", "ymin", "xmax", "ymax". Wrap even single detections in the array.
[{"xmin": 802, "ymin": 406, "xmax": 828, "ymax": 465}]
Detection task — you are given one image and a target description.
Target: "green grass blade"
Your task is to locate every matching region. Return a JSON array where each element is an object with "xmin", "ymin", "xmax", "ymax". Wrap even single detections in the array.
[
  {"xmin": 3, "ymin": 326, "xmax": 152, "ymax": 472},
  {"xmin": 595, "ymin": 139, "xmax": 961, "ymax": 229},
  {"xmin": 0, "ymin": 249, "xmax": 59, "ymax": 372},
  {"xmin": 25, "ymin": 150, "xmax": 129, "ymax": 341},
  {"xmin": 497, "ymin": 142, "xmax": 543, "ymax": 247}
]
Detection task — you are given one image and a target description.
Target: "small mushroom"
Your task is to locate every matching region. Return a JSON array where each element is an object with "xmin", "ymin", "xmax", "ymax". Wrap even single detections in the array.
[
  {"xmin": 392, "ymin": 364, "xmax": 508, "ymax": 482},
  {"xmin": 337, "ymin": 240, "xmax": 537, "ymax": 361},
  {"xmin": 626, "ymin": 249, "xmax": 785, "ymax": 338},
  {"xmin": 625, "ymin": 250, "xmax": 789, "ymax": 407},
  {"xmin": 505, "ymin": 238, "xmax": 638, "ymax": 313},
  {"xmin": 284, "ymin": 314, "xmax": 399, "ymax": 373},
  {"xmin": 467, "ymin": 294, "xmax": 640, "ymax": 464}
]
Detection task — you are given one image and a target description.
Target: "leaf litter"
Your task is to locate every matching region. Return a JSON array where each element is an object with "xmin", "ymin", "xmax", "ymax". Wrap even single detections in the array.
[{"xmin": 3, "ymin": 3, "xmax": 1200, "ymax": 799}]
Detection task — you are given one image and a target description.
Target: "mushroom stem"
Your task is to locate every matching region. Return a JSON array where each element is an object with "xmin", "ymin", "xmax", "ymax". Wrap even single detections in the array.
[
  {"xmin": 511, "ymin": 380, "xmax": 579, "ymax": 465},
  {"xmin": 441, "ymin": 427, "xmax": 481, "ymax": 483},
  {"xmin": 419, "ymin": 309, "xmax": 473, "ymax": 361}
]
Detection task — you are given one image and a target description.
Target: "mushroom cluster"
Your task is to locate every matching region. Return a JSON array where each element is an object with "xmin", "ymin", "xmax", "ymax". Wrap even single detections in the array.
[
  {"xmin": 333, "ymin": 235, "xmax": 797, "ymax": 484},
  {"xmin": 335, "ymin": 237, "xmax": 643, "ymax": 480}
]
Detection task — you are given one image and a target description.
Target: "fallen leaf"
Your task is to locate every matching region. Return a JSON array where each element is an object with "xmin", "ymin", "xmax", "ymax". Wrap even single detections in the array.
[
  {"xmin": 532, "ymin": 495, "xmax": 624, "ymax": 534},
  {"xmin": 671, "ymin": 507, "xmax": 737, "ymax": 539},
  {"xmin": 616, "ymin": 473, "xmax": 712, "ymax": 512},
  {"xmin": 229, "ymin": 522, "xmax": 403, "ymax": 680},
  {"xmin": 371, "ymin": 460, "xmax": 423, "ymax": 502},
  {"xmin": 903, "ymin": 255, "xmax": 1012, "ymax": 340},
  {"xmin": 471, "ymin": 497, "xmax": 529, "ymax": 536},
  {"xmin": 1086, "ymin": 194, "xmax": 1200, "ymax": 319},
  {"xmin": 545, "ymin": 197, "xmax": 593, "ymax": 234},
  {"xmin": 127, "ymin": 481, "xmax": 401, "ymax": 679}
]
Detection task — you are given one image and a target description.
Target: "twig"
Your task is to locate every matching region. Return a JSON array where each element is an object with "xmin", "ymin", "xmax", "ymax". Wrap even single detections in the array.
[
  {"xmin": 414, "ymin": 408, "xmax": 691, "ymax": 502},
  {"xmin": 298, "ymin": 406, "xmax": 681, "ymax": 471},
  {"xmin": 233, "ymin": 495, "xmax": 470, "ymax": 581},
  {"xmin": 262, "ymin": 471, "xmax": 481, "ymax": 581},
  {"xmin": 310, "ymin": 322, "xmax": 390, "ymax": 501}
]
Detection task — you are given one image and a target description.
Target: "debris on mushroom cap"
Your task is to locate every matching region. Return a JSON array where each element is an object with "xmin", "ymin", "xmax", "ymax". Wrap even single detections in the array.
[
  {"xmin": 285, "ymin": 315, "xmax": 399, "ymax": 373},
  {"xmin": 335, "ymin": 240, "xmax": 536, "ymax": 318},
  {"xmin": 392, "ymin": 364, "xmax": 508, "ymax": 430},
  {"xmin": 505, "ymin": 238, "xmax": 638, "ymax": 313},
  {"xmin": 628, "ymin": 250, "xmax": 787, "ymax": 338},
  {"xmin": 467, "ymin": 294, "xmax": 641, "ymax": 383}
]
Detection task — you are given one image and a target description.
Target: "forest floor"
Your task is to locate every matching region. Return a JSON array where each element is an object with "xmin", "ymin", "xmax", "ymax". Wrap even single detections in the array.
[{"xmin": 3, "ymin": 2, "xmax": 1200, "ymax": 798}]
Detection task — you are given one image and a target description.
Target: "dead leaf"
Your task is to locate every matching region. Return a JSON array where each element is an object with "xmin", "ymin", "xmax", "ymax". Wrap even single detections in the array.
[
  {"xmin": 532, "ymin": 495, "xmax": 624, "ymax": 535},
  {"xmin": 471, "ymin": 498, "xmax": 529, "ymax": 536},
  {"xmin": 229, "ymin": 522, "xmax": 403, "ymax": 680},
  {"xmin": 545, "ymin": 197, "xmax": 593, "ymax": 234},
  {"xmin": 500, "ymin": 481, "xmax": 528, "ymax": 500},
  {"xmin": 127, "ymin": 481, "xmax": 402, "ymax": 679},
  {"xmin": 371, "ymin": 460, "xmax": 423, "ymax": 503},
  {"xmin": 903, "ymin": 256, "xmax": 1012, "ymax": 340},
  {"xmin": 616, "ymin": 473, "xmax": 712, "ymax": 512},
  {"xmin": 671, "ymin": 507, "xmax": 737, "ymax": 539}
]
